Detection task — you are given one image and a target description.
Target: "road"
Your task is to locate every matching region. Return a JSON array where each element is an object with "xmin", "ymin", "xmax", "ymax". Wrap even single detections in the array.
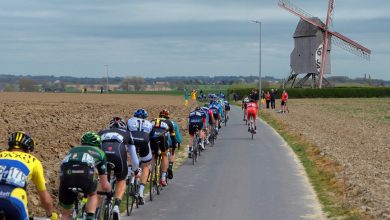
[{"xmin": 124, "ymin": 106, "xmax": 324, "ymax": 220}]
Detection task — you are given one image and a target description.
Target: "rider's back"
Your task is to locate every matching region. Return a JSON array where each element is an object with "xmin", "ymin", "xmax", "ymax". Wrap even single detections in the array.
[{"xmin": 0, "ymin": 150, "xmax": 46, "ymax": 190}]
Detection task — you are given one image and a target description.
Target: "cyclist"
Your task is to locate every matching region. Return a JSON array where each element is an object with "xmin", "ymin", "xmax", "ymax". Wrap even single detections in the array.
[
  {"xmin": 224, "ymin": 100, "xmax": 230, "ymax": 122},
  {"xmin": 127, "ymin": 109, "xmax": 153, "ymax": 205},
  {"xmin": 0, "ymin": 131, "xmax": 56, "ymax": 220},
  {"xmin": 200, "ymin": 106, "xmax": 213, "ymax": 144},
  {"xmin": 242, "ymin": 96, "xmax": 250, "ymax": 121},
  {"xmin": 166, "ymin": 114, "xmax": 182, "ymax": 180},
  {"xmin": 150, "ymin": 110, "xmax": 177, "ymax": 187},
  {"xmin": 99, "ymin": 117, "xmax": 138, "ymax": 218},
  {"xmin": 246, "ymin": 99, "xmax": 258, "ymax": 133},
  {"xmin": 59, "ymin": 132, "xmax": 111, "ymax": 220},
  {"xmin": 188, "ymin": 106, "xmax": 207, "ymax": 158},
  {"xmin": 209, "ymin": 97, "xmax": 222, "ymax": 133}
]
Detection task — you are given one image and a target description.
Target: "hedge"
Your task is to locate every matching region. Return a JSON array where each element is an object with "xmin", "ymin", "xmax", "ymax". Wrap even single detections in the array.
[{"xmin": 228, "ymin": 87, "xmax": 390, "ymax": 99}]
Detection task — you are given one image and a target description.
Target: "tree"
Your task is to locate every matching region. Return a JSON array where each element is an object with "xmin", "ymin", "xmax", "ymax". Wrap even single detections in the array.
[
  {"xmin": 19, "ymin": 77, "xmax": 38, "ymax": 92},
  {"xmin": 3, "ymin": 84, "xmax": 17, "ymax": 92},
  {"xmin": 120, "ymin": 77, "xmax": 146, "ymax": 91}
]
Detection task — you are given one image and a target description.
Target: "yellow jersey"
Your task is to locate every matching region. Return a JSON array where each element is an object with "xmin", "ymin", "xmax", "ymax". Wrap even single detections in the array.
[{"xmin": 0, "ymin": 150, "xmax": 46, "ymax": 191}]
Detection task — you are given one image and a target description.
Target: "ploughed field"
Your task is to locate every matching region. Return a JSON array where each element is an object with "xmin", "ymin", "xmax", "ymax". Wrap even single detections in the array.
[
  {"xmin": 266, "ymin": 98, "xmax": 390, "ymax": 219},
  {"xmin": 0, "ymin": 92, "xmax": 191, "ymax": 216}
]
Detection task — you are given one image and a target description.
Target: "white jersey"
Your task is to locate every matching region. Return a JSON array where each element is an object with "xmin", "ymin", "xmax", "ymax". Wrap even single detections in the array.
[{"xmin": 127, "ymin": 117, "xmax": 153, "ymax": 134}]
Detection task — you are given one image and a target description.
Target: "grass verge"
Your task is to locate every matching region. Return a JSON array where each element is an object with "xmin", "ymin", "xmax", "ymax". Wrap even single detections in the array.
[{"xmin": 260, "ymin": 110, "xmax": 366, "ymax": 220}]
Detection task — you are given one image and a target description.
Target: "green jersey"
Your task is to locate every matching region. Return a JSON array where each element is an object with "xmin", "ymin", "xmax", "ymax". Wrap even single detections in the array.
[{"xmin": 62, "ymin": 145, "xmax": 107, "ymax": 175}]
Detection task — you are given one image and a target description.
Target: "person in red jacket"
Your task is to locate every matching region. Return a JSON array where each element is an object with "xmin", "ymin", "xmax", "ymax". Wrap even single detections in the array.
[
  {"xmin": 281, "ymin": 90, "xmax": 288, "ymax": 113},
  {"xmin": 265, "ymin": 91, "xmax": 271, "ymax": 109}
]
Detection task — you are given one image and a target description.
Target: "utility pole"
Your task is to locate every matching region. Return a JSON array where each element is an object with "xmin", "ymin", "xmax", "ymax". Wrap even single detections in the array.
[
  {"xmin": 251, "ymin": 20, "xmax": 262, "ymax": 108},
  {"xmin": 104, "ymin": 64, "xmax": 109, "ymax": 93}
]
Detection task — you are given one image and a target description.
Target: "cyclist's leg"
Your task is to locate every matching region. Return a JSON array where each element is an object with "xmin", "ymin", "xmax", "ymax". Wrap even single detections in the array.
[
  {"xmin": 159, "ymin": 135, "xmax": 169, "ymax": 186},
  {"xmin": 188, "ymin": 123, "xmax": 196, "ymax": 157},
  {"xmin": 138, "ymin": 141, "xmax": 152, "ymax": 204},
  {"xmin": 168, "ymin": 136, "xmax": 176, "ymax": 179},
  {"xmin": 112, "ymin": 144, "xmax": 129, "ymax": 212}
]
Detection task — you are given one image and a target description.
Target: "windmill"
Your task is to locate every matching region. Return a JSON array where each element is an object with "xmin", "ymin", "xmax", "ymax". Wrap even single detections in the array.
[{"xmin": 278, "ymin": 0, "xmax": 371, "ymax": 88}]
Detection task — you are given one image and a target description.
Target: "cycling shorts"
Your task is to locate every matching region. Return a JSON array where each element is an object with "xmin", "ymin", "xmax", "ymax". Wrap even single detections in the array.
[
  {"xmin": 131, "ymin": 131, "xmax": 152, "ymax": 164},
  {"xmin": 59, "ymin": 163, "xmax": 97, "ymax": 209},
  {"xmin": 150, "ymin": 128, "xmax": 168, "ymax": 154},
  {"xmin": 101, "ymin": 141, "xmax": 128, "ymax": 181},
  {"xmin": 189, "ymin": 122, "xmax": 203, "ymax": 136},
  {"xmin": 225, "ymin": 105, "xmax": 231, "ymax": 111},
  {"xmin": 281, "ymin": 100, "xmax": 287, "ymax": 106},
  {"xmin": 0, "ymin": 185, "xmax": 28, "ymax": 220},
  {"xmin": 210, "ymin": 108, "xmax": 219, "ymax": 120},
  {"xmin": 247, "ymin": 107, "xmax": 257, "ymax": 119}
]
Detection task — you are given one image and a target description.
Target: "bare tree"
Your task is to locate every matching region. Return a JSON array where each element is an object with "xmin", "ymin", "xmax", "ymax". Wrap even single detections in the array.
[
  {"xmin": 120, "ymin": 77, "xmax": 145, "ymax": 91},
  {"xmin": 19, "ymin": 77, "xmax": 38, "ymax": 92}
]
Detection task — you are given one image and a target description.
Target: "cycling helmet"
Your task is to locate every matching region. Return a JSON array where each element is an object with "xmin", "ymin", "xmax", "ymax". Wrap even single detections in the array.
[
  {"xmin": 81, "ymin": 131, "xmax": 101, "ymax": 147},
  {"xmin": 8, "ymin": 131, "xmax": 35, "ymax": 152},
  {"xmin": 109, "ymin": 117, "xmax": 127, "ymax": 129},
  {"xmin": 159, "ymin": 109, "xmax": 170, "ymax": 119},
  {"xmin": 134, "ymin": 109, "xmax": 147, "ymax": 119},
  {"xmin": 194, "ymin": 106, "xmax": 201, "ymax": 111}
]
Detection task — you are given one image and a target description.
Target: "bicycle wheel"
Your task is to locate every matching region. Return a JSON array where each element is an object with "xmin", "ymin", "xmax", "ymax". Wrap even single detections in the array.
[
  {"xmin": 126, "ymin": 178, "xmax": 131, "ymax": 216},
  {"xmin": 149, "ymin": 167, "xmax": 154, "ymax": 202},
  {"xmin": 250, "ymin": 116, "xmax": 254, "ymax": 140},
  {"xmin": 192, "ymin": 133, "xmax": 198, "ymax": 165},
  {"xmin": 156, "ymin": 155, "xmax": 161, "ymax": 195}
]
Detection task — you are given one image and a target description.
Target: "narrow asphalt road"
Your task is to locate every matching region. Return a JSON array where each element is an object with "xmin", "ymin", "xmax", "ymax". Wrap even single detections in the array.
[{"xmin": 124, "ymin": 106, "xmax": 324, "ymax": 220}]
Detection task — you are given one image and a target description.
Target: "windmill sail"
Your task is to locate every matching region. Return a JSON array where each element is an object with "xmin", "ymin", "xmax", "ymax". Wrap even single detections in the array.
[
  {"xmin": 331, "ymin": 31, "xmax": 371, "ymax": 60},
  {"xmin": 278, "ymin": 0, "xmax": 324, "ymax": 29}
]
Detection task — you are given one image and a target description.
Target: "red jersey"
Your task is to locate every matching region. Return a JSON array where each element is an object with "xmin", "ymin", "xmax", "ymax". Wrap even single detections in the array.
[
  {"xmin": 247, "ymin": 102, "xmax": 257, "ymax": 109},
  {"xmin": 282, "ymin": 92, "xmax": 288, "ymax": 101}
]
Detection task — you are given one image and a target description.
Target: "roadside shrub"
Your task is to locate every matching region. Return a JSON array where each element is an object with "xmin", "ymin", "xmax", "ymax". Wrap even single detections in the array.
[{"xmin": 228, "ymin": 87, "xmax": 390, "ymax": 99}]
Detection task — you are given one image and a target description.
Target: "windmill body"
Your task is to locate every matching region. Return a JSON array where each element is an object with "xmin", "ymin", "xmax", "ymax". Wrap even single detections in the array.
[
  {"xmin": 278, "ymin": 0, "xmax": 371, "ymax": 88},
  {"xmin": 291, "ymin": 18, "xmax": 331, "ymax": 75}
]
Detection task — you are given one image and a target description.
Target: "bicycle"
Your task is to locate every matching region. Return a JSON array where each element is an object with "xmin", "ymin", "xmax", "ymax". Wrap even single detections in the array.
[
  {"xmin": 224, "ymin": 113, "xmax": 228, "ymax": 126},
  {"xmin": 248, "ymin": 115, "xmax": 256, "ymax": 140},
  {"xmin": 149, "ymin": 150, "xmax": 161, "ymax": 202},
  {"xmin": 191, "ymin": 127, "xmax": 202, "ymax": 165},
  {"xmin": 96, "ymin": 162, "xmax": 116, "ymax": 220},
  {"xmin": 126, "ymin": 167, "xmax": 140, "ymax": 216},
  {"xmin": 208, "ymin": 124, "xmax": 216, "ymax": 146},
  {"xmin": 68, "ymin": 187, "xmax": 87, "ymax": 220}
]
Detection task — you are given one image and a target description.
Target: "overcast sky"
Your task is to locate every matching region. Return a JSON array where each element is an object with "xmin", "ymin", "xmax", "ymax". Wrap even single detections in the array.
[{"xmin": 0, "ymin": 0, "xmax": 389, "ymax": 79}]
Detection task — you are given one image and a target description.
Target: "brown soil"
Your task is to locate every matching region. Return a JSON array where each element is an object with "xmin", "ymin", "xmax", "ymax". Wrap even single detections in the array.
[
  {"xmin": 265, "ymin": 98, "xmax": 390, "ymax": 219},
  {"xmin": 0, "ymin": 92, "xmax": 194, "ymax": 216}
]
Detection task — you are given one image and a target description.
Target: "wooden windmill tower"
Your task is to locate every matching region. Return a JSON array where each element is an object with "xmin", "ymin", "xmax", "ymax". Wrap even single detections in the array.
[{"xmin": 278, "ymin": 0, "xmax": 371, "ymax": 88}]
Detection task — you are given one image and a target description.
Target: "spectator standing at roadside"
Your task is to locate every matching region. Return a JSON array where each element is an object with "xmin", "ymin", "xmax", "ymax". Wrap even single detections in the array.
[
  {"xmin": 270, "ymin": 89, "xmax": 277, "ymax": 109},
  {"xmin": 184, "ymin": 89, "xmax": 189, "ymax": 106},
  {"xmin": 191, "ymin": 89, "xmax": 197, "ymax": 102},
  {"xmin": 265, "ymin": 91, "xmax": 271, "ymax": 109},
  {"xmin": 281, "ymin": 90, "xmax": 289, "ymax": 113}
]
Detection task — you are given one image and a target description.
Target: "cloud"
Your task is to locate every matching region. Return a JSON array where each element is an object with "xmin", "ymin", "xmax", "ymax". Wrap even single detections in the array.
[{"xmin": 0, "ymin": 0, "xmax": 389, "ymax": 79}]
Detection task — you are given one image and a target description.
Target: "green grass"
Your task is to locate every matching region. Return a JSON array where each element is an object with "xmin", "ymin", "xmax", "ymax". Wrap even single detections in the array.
[{"xmin": 259, "ymin": 111, "xmax": 364, "ymax": 220}]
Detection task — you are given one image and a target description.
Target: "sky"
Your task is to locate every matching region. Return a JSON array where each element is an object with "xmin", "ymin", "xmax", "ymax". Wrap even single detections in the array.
[{"xmin": 0, "ymin": 0, "xmax": 389, "ymax": 80}]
